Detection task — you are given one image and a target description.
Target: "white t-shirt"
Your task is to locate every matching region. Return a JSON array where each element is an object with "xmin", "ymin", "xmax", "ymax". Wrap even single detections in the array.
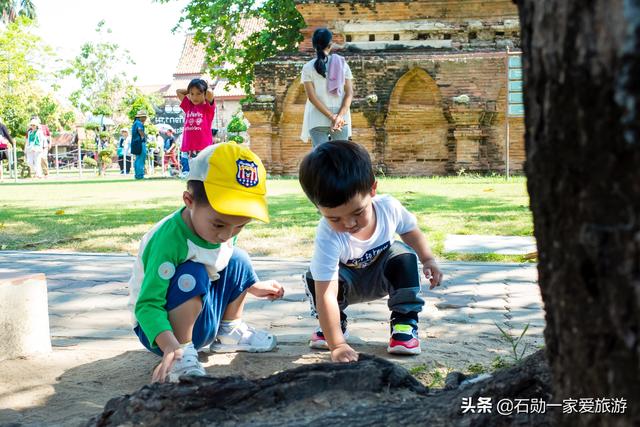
[
  {"xmin": 300, "ymin": 55, "xmax": 353, "ymax": 142},
  {"xmin": 310, "ymin": 195, "xmax": 418, "ymax": 281}
]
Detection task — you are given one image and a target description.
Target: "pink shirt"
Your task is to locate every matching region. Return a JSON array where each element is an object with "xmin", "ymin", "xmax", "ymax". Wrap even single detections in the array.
[{"xmin": 180, "ymin": 97, "xmax": 215, "ymax": 152}]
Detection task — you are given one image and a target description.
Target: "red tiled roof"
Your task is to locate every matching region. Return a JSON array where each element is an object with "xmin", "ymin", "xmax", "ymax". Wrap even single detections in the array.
[
  {"xmin": 174, "ymin": 34, "xmax": 207, "ymax": 75},
  {"xmin": 50, "ymin": 132, "xmax": 76, "ymax": 147},
  {"xmin": 173, "ymin": 17, "xmax": 265, "ymax": 76}
]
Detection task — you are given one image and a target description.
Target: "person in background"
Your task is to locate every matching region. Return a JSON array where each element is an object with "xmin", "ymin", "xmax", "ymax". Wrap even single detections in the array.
[
  {"xmin": 163, "ymin": 128, "xmax": 179, "ymax": 176},
  {"xmin": 0, "ymin": 117, "xmax": 14, "ymax": 180},
  {"xmin": 39, "ymin": 120, "xmax": 51, "ymax": 177},
  {"xmin": 176, "ymin": 79, "xmax": 216, "ymax": 159},
  {"xmin": 301, "ymin": 28, "xmax": 354, "ymax": 148},
  {"xmin": 117, "ymin": 128, "xmax": 131, "ymax": 174},
  {"xmin": 25, "ymin": 118, "xmax": 45, "ymax": 178},
  {"xmin": 131, "ymin": 110, "xmax": 147, "ymax": 180},
  {"xmin": 176, "ymin": 132, "xmax": 190, "ymax": 179}
]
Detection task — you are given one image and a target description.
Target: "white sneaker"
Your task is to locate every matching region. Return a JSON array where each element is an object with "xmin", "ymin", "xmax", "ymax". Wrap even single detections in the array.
[
  {"xmin": 167, "ymin": 344, "xmax": 205, "ymax": 382},
  {"xmin": 210, "ymin": 321, "xmax": 277, "ymax": 353}
]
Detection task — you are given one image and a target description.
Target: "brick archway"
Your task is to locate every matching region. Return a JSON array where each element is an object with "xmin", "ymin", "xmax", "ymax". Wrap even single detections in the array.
[
  {"xmin": 279, "ymin": 77, "xmax": 310, "ymax": 174},
  {"xmin": 384, "ymin": 68, "xmax": 449, "ymax": 175}
]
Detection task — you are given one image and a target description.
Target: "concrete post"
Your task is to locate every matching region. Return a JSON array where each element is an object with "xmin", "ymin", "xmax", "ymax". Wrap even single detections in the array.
[{"xmin": 0, "ymin": 274, "xmax": 52, "ymax": 361}]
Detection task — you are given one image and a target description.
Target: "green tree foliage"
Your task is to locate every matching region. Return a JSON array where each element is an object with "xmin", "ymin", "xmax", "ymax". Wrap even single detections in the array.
[
  {"xmin": 0, "ymin": 17, "xmax": 51, "ymax": 95},
  {"xmin": 157, "ymin": 0, "xmax": 304, "ymax": 94},
  {"xmin": 35, "ymin": 95, "xmax": 75, "ymax": 132},
  {"xmin": 122, "ymin": 87, "xmax": 159, "ymax": 121},
  {"xmin": 61, "ymin": 20, "xmax": 133, "ymax": 115},
  {"xmin": 0, "ymin": 17, "xmax": 62, "ymax": 135},
  {"xmin": 0, "ymin": 0, "xmax": 36, "ymax": 23}
]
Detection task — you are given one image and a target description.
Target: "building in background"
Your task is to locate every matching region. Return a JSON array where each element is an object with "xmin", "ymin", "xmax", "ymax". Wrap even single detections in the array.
[
  {"xmin": 151, "ymin": 24, "xmax": 262, "ymax": 138},
  {"xmin": 244, "ymin": 0, "xmax": 524, "ymax": 176}
]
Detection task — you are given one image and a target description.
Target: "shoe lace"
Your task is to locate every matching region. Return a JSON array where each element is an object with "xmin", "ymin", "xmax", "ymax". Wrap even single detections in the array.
[{"xmin": 174, "ymin": 353, "xmax": 202, "ymax": 374}]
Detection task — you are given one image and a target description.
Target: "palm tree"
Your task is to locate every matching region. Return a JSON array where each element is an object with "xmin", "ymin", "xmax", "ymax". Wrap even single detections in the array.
[{"xmin": 0, "ymin": 0, "xmax": 36, "ymax": 23}]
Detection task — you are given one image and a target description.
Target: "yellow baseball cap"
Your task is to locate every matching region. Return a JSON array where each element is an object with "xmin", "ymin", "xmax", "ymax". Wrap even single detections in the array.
[{"xmin": 187, "ymin": 143, "xmax": 269, "ymax": 223}]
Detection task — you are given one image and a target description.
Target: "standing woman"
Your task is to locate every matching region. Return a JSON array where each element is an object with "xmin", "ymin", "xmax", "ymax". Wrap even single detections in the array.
[
  {"xmin": 301, "ymin": 28, "xmax": 354, "ymax": 147},
  {"xmin": 25, "ymin": 118, "xmax": 44, "ymax": 178}
]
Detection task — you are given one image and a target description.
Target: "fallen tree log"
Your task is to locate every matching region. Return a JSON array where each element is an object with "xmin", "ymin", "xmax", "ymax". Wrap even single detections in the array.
[{"xmin": 89, "ymin": 350, "xmax": 551, "ymax": 426}]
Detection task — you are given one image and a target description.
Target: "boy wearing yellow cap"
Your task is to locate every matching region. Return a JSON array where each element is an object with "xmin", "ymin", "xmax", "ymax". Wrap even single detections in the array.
[{"xmin": 128, "ymin": 143, "xmax": 284, "ymax": 383}]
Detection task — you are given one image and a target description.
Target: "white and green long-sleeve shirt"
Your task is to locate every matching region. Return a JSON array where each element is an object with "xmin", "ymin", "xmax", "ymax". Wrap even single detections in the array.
[{"xmin": 127, "ymin": 208, "xmax": 235, "ymax": 347}]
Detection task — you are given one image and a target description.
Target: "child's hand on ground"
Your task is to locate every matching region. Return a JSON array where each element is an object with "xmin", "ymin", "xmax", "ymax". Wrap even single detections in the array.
[
  {"xmin": 249, "ymin": 280, "xmax": 285, "ymax": 300},
  {"xmin": 152, "ymin": 345, "xmax": 183, "ymax": 383},
  {"xmin": 331, "ymin": 343, "xmax": 359, "ymax": 363},
  {"xmin": 423, "ymin": 259, "xmax": 443, "ymax": 289}
]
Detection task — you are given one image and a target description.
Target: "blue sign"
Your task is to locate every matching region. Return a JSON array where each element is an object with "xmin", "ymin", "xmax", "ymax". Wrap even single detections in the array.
[{"xmin": 507, "ymin": 54, "xmax": 524, "ymax": 117}]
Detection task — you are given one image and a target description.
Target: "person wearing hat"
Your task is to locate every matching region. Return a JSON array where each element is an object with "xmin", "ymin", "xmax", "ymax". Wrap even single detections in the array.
[
  {"xmin": 128, "ymin": 142, "xmax": 284, "ymax": 383},
  {"xmin": 25, "ymin": 118, "xmax": 45, "ymax": 178},
  {"xmin": 131, "ymin": 110, "xmax": 148, "ymax": 179},
  {"xmin": 117, "ymin": 128, "xmax": 131, "ymax": 174}
]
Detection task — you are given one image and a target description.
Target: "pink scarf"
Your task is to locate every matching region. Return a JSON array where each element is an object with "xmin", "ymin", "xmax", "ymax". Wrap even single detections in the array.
[{"xmin": 327, "ymin": 54, "xmax": 346, "ymax": 97}]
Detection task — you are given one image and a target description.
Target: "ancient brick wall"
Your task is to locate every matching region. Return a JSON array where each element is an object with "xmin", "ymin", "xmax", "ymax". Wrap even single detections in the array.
[
  {"xmin": 295, "ymin": 0, "xmax": 519, "ymax": 52},
  {"xmin": 246, "ymin": 50, "xmax": 524, "ymax": 176}
]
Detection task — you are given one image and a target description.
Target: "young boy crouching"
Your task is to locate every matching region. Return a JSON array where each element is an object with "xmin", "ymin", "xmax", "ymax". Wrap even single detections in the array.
[
  {"xmin": 128, "ymin": 143, "xmax": 284, "ymax": 382},
  {"xmin": 298, "ymin": 140, "xmax": 443, "ymax": 362}
]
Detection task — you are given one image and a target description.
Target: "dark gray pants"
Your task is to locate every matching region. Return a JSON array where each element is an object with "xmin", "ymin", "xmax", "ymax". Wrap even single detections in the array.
[{"xmin": 304, "ymin": 241, "xmax": 424, "ymax": 325}]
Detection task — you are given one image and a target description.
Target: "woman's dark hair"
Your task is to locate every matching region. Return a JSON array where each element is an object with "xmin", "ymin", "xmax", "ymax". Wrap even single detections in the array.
[
  {"xmin": 187, "ymin": 78, "xmax": 208, "ymax": 94},
  {"xmin": 312, "ymin": 28, "xmax": 332, "ymax": 78},
  {"xmin": 187, "ymin": 180, "xmax": 209, "ymax": 205},
  {"xmin": 299, "ymin": 140, "xmax": 375, "ymax": 208}
]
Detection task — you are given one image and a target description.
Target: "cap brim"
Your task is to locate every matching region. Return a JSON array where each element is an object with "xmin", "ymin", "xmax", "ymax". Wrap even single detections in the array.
[{"xmin": 204, "ymin": 183, "xmax": 270, "ymax": 223}]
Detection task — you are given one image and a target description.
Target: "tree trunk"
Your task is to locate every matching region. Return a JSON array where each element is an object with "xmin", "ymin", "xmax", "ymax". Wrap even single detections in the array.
[
  {"xmin": 516, "ymin": 0, "xmax": 640, "ymax": 424},
  {"xmin": 88, "ymin": 352, "xmax": 552, "ymax": 427}
]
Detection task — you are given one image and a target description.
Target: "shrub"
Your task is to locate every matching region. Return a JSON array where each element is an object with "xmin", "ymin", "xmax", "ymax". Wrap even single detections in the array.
[{"xmin": 83, "ymin": 156, "xmax": 97, "ymax": 168}]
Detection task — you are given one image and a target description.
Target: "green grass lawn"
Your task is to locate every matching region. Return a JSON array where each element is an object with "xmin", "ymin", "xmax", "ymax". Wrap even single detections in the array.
[{"xmin": 0, "ymin": 174, "xmax": 533, "ymax": 261}]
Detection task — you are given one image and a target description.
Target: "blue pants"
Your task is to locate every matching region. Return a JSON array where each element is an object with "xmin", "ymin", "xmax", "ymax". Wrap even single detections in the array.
[
  {"xmin": 309, "ymin": 125, "xmax": 350, "ymax": 148},
  {"xmin": 134, "ymin": 144, "xmax": 147, "ymax": 179},
  {"xmin": 134, "ymin": 247, "xmax": 259, "ymax": 355},
  {"xmin": 180, "ymin": 152, "xmax": 190, "ymax": 173}
]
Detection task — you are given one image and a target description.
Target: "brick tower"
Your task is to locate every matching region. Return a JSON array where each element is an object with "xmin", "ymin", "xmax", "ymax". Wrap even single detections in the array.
[{"xmin": 244, "ymin": 0, "xmax": 523, "ymax": 176}]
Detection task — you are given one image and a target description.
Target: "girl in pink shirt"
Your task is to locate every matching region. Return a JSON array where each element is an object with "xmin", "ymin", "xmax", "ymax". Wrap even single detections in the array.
[{"xmin": 176, "ymin": 79, "xmax": 216, "ymax": 157}]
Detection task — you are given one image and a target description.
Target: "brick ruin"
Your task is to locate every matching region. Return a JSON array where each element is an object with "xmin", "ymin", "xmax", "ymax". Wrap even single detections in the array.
[{"xmin": 243, "ymin": 0, "xmax": 524, "ymax": 176}]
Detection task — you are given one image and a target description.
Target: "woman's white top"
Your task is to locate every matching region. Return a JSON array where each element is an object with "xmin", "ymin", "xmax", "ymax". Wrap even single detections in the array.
[{"xmin": 300, "ymin": 55, "xmax": 353, "ymax": 142}]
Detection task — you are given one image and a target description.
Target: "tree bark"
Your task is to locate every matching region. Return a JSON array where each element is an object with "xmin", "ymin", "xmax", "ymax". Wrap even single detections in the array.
[
  {"xmin": 516, "ymin": 0, "xmax": 640, "ymax": 424},
  {"xmin": 88, "ymin": 352, "xmax": 552, "ymax": 427}
]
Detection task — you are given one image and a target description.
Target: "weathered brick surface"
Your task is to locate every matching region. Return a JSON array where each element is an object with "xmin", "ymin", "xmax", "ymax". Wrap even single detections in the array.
[
  {"xmin": 295, "ymin": 0, "xmax": 520, "ymax": 52},
  {"xmin": 244, "ymin": 0, "xmax": 524, "ymax": 176}
]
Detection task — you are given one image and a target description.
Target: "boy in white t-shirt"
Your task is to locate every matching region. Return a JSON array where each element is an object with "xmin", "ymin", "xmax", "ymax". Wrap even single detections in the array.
[{"xmin": 298, "ymin": 140, "xmax": 443, "ymax": 362}]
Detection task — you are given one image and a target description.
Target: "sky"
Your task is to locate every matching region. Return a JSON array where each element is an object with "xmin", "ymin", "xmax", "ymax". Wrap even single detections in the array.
[{"xmin": 33, "ymin": 0, "xmax": 191, "ymax": 90}]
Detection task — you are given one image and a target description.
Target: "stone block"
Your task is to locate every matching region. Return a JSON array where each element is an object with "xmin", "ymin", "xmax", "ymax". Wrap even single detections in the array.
[{"xmin": 0, "ymin": 274, "xmax": 52, "ymax": 361}]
